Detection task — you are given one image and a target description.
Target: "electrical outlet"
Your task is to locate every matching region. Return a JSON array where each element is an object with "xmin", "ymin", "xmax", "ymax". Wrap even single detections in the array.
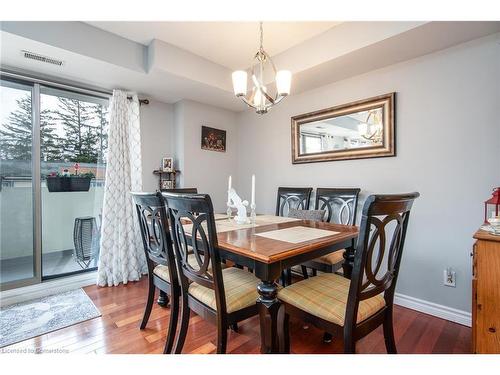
[{"xmin": 443, "ymin": 268, "xmax": 456, "ymax": 287}]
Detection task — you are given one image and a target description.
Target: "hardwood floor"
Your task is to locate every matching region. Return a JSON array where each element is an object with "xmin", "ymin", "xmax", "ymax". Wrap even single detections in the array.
[{"xmin": 3, "ymin": 278, "xmax": 472, "ymax": 354}]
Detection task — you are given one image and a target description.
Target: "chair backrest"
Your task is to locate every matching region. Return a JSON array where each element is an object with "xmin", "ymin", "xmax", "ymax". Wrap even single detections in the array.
[
  {"xmin": 162, "ymin": 193, "xmax": 227, "ymax": 313},
  {"xmin": 346, "ymin": 192, "xmax": 420, "ymax": 324},
  {"xmin": 276, "ymin": 187, "xmax": 313, "ymax": 217},
  {"xmin": 287, "ymin": 208, "xmax": 325, "ymax": 222},
  {"xmin": 315, "ymin": 188, "xmax": 361, "ymax": 225},
  {"xmin": 163, "ymin": 188, "xmax": 198, "ymax": 194},
  {"xmin": 131, "ymin": 192, "xmax": 177, "ymax": 282}
]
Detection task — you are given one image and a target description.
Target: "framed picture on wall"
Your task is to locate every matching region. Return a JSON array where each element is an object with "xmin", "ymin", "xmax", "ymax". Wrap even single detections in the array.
[
  {"xmin": 201, "ymin": 126, "xmax": 226, "ymax": 152},
  {"xmin": 162, "ymin": 157, "xmax": 173, "ymax": 172}
]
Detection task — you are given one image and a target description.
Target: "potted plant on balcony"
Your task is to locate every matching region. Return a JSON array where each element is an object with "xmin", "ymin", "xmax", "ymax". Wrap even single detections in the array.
[{"xmin": 46, "ymin": 165, "xmax": 95, "ymax": 192}]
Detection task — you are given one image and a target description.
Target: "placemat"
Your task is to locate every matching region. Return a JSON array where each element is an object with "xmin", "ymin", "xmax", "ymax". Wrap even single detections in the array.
[{"xmin": 255, "ymin": 226, "xmax": 339, "ymax": 244}]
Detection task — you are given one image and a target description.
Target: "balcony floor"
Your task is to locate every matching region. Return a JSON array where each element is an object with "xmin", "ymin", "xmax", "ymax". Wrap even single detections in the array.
[{"xmin": 0, "ymin": 250, "xmax": 98, "ymax": 284}]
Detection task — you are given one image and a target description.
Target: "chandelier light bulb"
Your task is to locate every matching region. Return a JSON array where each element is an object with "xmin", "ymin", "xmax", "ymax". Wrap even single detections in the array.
[
  {"xmin": 276, "ymin": 70, "xmax": 291, "ymax": 96},
  {"xmin": 253, "ymin": 86, "xmax": 268, "ymax": 108},
  {"xmin": 232, "ymin": 71, "xmax": 248, "ymax": 96},
  {"xmin": 253, "ymin": 88, "xmax": 263, "ymax": 107}
]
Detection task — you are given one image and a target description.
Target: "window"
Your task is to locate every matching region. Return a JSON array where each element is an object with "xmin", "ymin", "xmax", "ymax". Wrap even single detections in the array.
[{"xmin": 301, "ymin": 134, "xmax": 322, "ymax": 154}]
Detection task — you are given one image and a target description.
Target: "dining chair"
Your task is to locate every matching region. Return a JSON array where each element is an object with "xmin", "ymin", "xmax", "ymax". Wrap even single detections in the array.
[
  {"xmin": 276, "ymin": 187, "xmax": 313, "ymax": 286},
  {"xmin": 163, "ymin": 193, "xmax": 261, "ymax": 354},
  {"xmin": 156, "ymin": 188, "xmax": 197, "ymax": 307},
  {"xmin": 276, "ymin": 187, "xmax": 313, "ymax": 217},
  {"xmin": 132, "ymin": 192, "xmax": 180, "ymax": 354},
  {"xmin": 301, "ymin": 188, "xmax": 361, "ymax": 278},
  {"xmin": 277, "ymin": 192, "xmax": 420, "ymax": 354}
]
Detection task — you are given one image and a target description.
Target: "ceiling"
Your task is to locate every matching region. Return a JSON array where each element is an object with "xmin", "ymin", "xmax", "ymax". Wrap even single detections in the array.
[
  {"xmin": 1, "ymin": 21, "xmax": 499, "ymax": 111},
  {"xmin": 86, "ymin": 22, "xmax": 340, "ymax": 70}
]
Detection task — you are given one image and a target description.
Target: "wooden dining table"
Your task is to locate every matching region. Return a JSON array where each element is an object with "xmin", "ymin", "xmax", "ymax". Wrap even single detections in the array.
[{"xmin": 207, "ymin": 214, "xmax": 359, "ymax": 354}]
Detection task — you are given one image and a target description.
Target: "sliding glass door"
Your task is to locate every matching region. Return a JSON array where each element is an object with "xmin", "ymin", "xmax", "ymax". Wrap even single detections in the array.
[
  {"xmin": 0, "ymin": 73, "xmax": 109, "ymax": 290},
  {"xmin": 40, "ymin": 87, "xmax": 108, "ymax": 279},
  {"xmin": 0, "ymin": 79, "xmax": 38, "ymax": 288}
]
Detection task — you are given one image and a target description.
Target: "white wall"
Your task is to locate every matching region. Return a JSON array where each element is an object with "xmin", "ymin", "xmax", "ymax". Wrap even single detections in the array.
[
  {"xmin": 173, "ymin": 100, "xmax": 239, "ymax": 212},
  {"xmin": 140, "ymin": 98, "xmax": 238, "ymax": 212},
  {"xmin": 139, "ymin": 99, "xmax": 175, "ymax": 191},
  {"xmin": 235, "ymin": 34, "xmax": 500, "ymax": 313}
]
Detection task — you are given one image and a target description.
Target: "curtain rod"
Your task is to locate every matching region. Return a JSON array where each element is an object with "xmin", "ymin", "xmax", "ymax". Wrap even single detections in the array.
[
  {"xmin": 1, "ymin": 69, "xmax": 149, "ymax": 105},
  {"xmin": 129, "ymin": 98, "xmax": 149, "ymax": 106}
]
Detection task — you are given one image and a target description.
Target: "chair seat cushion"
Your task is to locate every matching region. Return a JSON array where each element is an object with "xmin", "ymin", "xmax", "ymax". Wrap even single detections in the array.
[
  {"xmin": 188, "ymin": 267, "xmax": 260, "ymax": 313},
  {"xmin": 153, "ymin": 264, "xmax": 170, "ymax": 281},
  {"xmin": 277, "ymin": 273, "xmax": 385, "ymax": 326},
  {"xmin": 315, "ymin": 249, "xmax": 345, "ymax": 265},
  {"xmin": 153, "ymin": 255, "xmax": 227, "ymax": 281}
]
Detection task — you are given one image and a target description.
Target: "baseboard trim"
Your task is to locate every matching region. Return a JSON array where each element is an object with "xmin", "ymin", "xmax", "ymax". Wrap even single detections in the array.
[
  {"xmin": 394, "ymin": 292, "xmax": 472, "ymax": 327},
  {"xmin": 0, "ymin": 271, "xmax": 97, "ymax": 307}
]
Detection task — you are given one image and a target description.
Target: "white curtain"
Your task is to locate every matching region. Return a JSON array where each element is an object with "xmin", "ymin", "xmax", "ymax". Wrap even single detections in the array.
[{"xmin": 97, "ymin": 90, "xmax": 147, "ymax": 286}]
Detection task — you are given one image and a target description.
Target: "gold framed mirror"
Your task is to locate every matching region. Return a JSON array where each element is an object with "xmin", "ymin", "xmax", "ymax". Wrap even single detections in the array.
[{"xmin": 291, "ymin": 93, "xmax": 395, "ymax": 164}]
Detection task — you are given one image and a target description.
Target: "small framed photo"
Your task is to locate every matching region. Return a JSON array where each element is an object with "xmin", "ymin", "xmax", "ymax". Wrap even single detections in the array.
[
  {"xmin": 162, "ymin": 157, "xmax": 173, "ymax": 172},
  {"xmin": 161, "ymin": 180, "xmax": 174, "ymax": 190}
]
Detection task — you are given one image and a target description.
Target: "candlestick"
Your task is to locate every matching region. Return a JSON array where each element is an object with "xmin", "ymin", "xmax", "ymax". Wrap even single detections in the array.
[
  {"xmin": 250, "ymin": 203, "xmax": 256, "ymax": 224},
  {"xmin": 251, "ymin": 174, "xmax": 255, "ymax": 206},
  {"xmin": 227, "ymin": 175, "xmax": 232, "ymax": 205}
]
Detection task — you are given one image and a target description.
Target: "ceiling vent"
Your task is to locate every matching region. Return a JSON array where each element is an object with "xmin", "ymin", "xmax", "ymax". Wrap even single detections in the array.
[{"xmin": 22, "ymin": 50, "xmax": 64, "ymax": 66}]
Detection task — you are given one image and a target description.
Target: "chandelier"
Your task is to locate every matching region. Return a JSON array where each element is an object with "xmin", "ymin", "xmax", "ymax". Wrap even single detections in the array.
[
  {"xmin": 358, "ymin": 109, "xmax": 383, "ymax": 144},
  {"xmin": 231, "ymin": 22, "xmax": 292, "ymax": 114}
]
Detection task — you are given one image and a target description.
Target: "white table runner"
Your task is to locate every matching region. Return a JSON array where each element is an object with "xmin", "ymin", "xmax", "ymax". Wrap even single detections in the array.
[{"xmin": 255, "ymin": 226, "xmax": 339, "ymax": 244}]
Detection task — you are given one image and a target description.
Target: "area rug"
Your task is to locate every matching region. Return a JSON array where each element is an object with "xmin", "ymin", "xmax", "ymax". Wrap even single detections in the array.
[{"xmin": 0, "ymin": 288, "xmax": 101, "ymax": 348}]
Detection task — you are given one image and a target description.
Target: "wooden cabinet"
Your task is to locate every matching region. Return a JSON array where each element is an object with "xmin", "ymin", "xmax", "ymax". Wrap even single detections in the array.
[{"xmin": 472, "ymin": 229, "xmax": 500, "ymax": 353}]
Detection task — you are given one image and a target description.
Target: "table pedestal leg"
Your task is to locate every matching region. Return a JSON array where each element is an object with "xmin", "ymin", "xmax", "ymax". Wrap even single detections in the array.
[
  {"xmin": 157, "ymin": 290, "xmax": 169, "ymax": 307},
  {"xmin": 257, "ymin": 280, "xmax": 281, "ymax": 353},
  {"xmin": 342, "ymin": 246, "xmax": 355, "ymax": 279}
]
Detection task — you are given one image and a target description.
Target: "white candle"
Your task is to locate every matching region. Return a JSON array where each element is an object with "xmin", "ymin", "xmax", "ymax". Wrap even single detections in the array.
[
  {"xmin": 227, "ymin": 175, "xmax": 232, "ymax": 204},
  {"xmin": 251, "ymin": 174, "xmax": 255, "ymax": 206}
]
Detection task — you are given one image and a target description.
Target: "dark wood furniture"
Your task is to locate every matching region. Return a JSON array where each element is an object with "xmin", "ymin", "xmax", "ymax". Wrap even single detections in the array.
[
  {"xmin": 163, "ymin": 193, "xmax": 261, "ymax": 354},
  {"xmin": 277, "ymin": 193, "xmax": 419, "ymax": 353},
  {"xmin": 276, "ymin": 187, "xmax": 313, "ymax": 216},
  {"xmin": 153, "ymin": 169, "xmax": 180, "ymax": 191},
  {"xmin": 213, "ymin": 216, "xmax": 359, "ymax": 353},
  {"xmin": 302, "ymin": 188, "xmax": 361, "ymax": 278},
  {"xmin": 131, "ymin": 192, "xmax": 180, "ymax": 354},
  {"xmin": 155, "ymin": 188, "xmax": 198, "ymax": 307},
  {"xmin": 276, "ymin": 186, "xmax": 313, "ymax": 285},
  {"xmin": 162, "ymin": 187, "xmax": 197, "ymax": 194},
  {"xmin": 157, "ymin": 188, "xmax": 198, "ymax": 307},
  {"xmin": 472, "ymin": 229, "xmax": 500, "ymax": 353}
]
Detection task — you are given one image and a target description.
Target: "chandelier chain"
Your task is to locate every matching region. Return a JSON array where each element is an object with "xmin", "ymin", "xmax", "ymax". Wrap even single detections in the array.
[{"xmin": 259, "ymin": 21, "xmax": 264, "ymax": 52}]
